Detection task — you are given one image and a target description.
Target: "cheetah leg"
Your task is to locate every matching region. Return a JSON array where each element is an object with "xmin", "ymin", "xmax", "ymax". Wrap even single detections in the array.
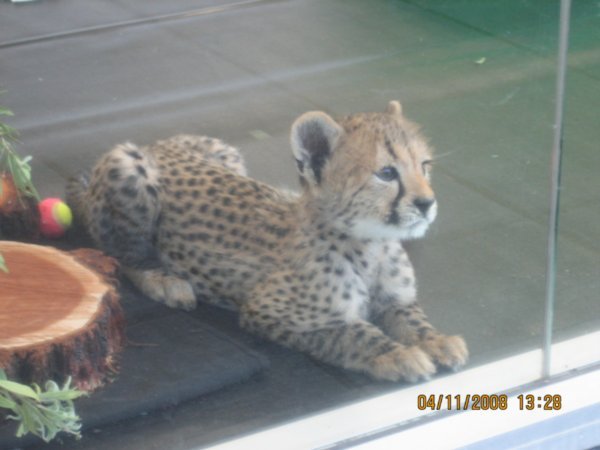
[
  {"xmin": 123, "ymin": 266, "xmax": 197, "ymax": 311},
  {"xmin": 240, "ymin": 310, "xmax": 435, "ymax": 382},
  {"xmin": 373, "ymin": 302, "xmax": 468, "ymax": 371}
]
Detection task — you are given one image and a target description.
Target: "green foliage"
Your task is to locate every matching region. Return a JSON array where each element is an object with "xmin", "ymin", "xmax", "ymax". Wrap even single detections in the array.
[
  {"xmin": 0, "ymin": 369, "xmax": 87, "ymax": 442},
  {"xmin": 0, "ymin": 104, "xmax": 40, "ymax": 202},
  {"xmin": 0, "ymin": 99, "xmax": 40, "ymax": 274}
]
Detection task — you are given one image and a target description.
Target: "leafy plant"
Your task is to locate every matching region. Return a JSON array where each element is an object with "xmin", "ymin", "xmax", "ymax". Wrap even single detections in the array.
[
  {"xmin": 0, "ymin": 104, "xmax": 39, "ymax": 203},
  {"xmin": 0, "ymin": 100, "xmax": 40, "ymax": 273},
  {"xmin": 0, "ymin": 369, "xmax": 86, "ymax": 442}
]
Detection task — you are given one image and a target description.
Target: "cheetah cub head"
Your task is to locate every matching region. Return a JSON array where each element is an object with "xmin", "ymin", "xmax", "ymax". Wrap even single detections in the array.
[{"xmin": 291, "ymin": 100, "xmax": 436, "ymax": 241}]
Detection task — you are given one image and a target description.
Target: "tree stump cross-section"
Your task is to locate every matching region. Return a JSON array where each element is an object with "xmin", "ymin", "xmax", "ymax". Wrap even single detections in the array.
[{"xmin": 0, "ymin": 242, "xmax": 125, "ymax": 391}]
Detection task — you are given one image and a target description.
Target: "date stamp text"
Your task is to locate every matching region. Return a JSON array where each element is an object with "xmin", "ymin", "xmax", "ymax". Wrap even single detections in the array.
[{"xmin": 417, "ymin": 394, "xmax": 562, "ymax": 411}]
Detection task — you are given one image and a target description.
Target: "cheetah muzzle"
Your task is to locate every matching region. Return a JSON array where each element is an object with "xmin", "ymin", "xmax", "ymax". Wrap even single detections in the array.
[{"xmin": 67, "ymin": 100, "xmax": 468, "ymax": 382}]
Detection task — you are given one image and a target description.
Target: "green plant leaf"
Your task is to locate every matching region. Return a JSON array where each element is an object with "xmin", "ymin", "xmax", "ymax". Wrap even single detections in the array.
[
  {"xmin": 0, "ymin": 394, "xmax": 16, "ymax": 409},
  {"xmin": 0, "ymin": 123, "xmax": 14, "ymax": 137},
  {"xmin": 0, "ymin": 101, "xmax": 40, "ymax": 201},
  {"xmin": 0, "ymin": 373, "xmax": 85, "ymax": 442},
  {"xmin": 1, "ymin": 143, "xmax": 40, "ymax": 201},
  {"xmin": 0, "ymin": 379, "xmax": 40, "ymax": 400},
  {"xmin": 0, "ymin": 107, "xmax": 14, "ymax": 117}
]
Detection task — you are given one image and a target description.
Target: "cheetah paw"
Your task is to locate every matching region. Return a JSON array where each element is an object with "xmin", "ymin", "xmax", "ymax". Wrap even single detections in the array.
[
  {"xmin": 370, "ymin": 345, "xmax": 436, "ymax": 382},
  {"xmin": 124, "ymin": 268, "xmax": 197, "ymax": 311},
  {"xmin": 419, "ymin": 334, "xmax": 468, "ymax": 371},
  {"xmin": 161, "ymin": 276, "xmax": 197, "ymax": 311}
]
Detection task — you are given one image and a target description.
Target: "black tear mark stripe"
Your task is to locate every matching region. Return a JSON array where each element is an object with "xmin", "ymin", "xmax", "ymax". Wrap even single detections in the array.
[{"xmin": 387, "ymin": 177, "xmax": 406, "ymax": 225}]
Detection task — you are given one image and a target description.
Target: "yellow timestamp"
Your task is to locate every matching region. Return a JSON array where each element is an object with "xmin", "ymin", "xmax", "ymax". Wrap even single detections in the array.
[
  {"xmin": 417, "ymin": 394, "xmax": 562, "ymax": 411},
  {"xmin": 517, "ymin": 394, "xmax": 562, "ymax": 410}
]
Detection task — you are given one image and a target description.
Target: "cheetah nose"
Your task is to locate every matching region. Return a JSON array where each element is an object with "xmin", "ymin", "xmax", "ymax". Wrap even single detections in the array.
[{"xmin": 413, "ymin": 197, "xmax": 435, "ymax": 215}]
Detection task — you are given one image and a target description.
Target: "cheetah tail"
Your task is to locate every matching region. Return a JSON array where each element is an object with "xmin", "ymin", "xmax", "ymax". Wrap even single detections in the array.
[{"xmin": 65, "ymin": 171, "xmax": 90, "ymax": 227}]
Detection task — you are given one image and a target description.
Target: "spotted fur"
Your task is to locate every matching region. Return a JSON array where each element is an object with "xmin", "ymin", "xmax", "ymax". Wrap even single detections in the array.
[{"xmin": 67, "ymin": 102, "xmax": 467, "ymax": 381}]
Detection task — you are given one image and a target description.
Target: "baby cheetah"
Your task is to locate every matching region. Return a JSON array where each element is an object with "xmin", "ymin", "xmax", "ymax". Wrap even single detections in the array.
[{"xmin": 67, "ymin": 101, "xmax": 468, "ymax": 382}]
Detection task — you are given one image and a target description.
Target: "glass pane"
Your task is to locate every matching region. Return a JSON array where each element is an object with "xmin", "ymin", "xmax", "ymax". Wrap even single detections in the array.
[
  {"xmin": 392, "ymin": 0, "xmax": 558, "ymax": 364},
  {"xmin": 1, "ymin": 1, "xmax": 589, "ymax": 448},
  {"xmin": 553, "ymin": 0, "xmax": 600, "ymax": 360}
]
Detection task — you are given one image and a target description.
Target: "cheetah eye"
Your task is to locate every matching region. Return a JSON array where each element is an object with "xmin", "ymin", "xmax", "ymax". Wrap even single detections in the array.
[{"xmin": 375, "ymin": 166, "xmax": 399, "ymax": 182}]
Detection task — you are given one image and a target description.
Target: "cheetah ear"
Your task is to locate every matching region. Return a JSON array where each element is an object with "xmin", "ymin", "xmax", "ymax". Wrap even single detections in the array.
[
  {"xmin": 386, "ymin": 100, "xmax": 403, "ymax": 116},
  {"xmin": 290, "ymin": 111, "xmax": 344, "ymax": 185}
]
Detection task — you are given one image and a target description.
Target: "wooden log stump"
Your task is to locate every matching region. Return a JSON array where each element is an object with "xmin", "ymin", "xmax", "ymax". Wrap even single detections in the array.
[{"xmin": 0, "ymin": 242, "xmax": 125, "ymax": 391}]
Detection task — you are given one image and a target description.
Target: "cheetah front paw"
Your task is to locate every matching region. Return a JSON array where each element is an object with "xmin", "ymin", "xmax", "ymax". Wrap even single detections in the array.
[
  {"xmin": 124, "ymin": 268, "xmax": 197, "ymax": 311},
  {"xmin": 419, "ymin": 334, "xmax": 468, "ymax": 371},
  {"xmin": 161, "ymin": 276, "xmax": 197, "ymax": 311},
  {"xmin": 370, "ymin": 345, "xmax": 436, "ymax": 382}
]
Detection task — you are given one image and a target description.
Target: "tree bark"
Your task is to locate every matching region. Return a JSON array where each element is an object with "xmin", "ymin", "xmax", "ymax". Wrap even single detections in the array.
[{"xmin": 0, "ymin": 242, "xmax": 125, "ymax": 391}]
